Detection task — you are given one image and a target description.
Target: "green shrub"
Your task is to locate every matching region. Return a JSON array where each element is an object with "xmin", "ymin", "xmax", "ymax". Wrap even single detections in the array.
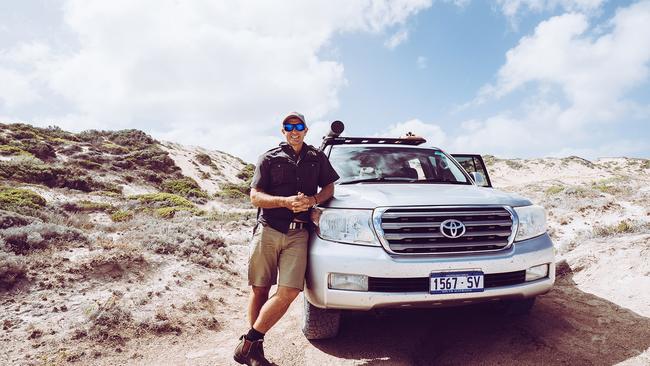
[
  {"xmin": 208, "ymin": 210, "xmax": 256, "ymax": 222},
  {"xmin": 0, "ymin": 145, "xmax": 32, "ymax": 157},
  {"xmin": 11, "ymin": 129, "xmax": 38, "ymax": 140},
  {"xmin": 125, "ymin": 146, "xmax": 179, "ymax": 173},
  {"xmin": 20, "ymin": 140, "xmax": 56, "ymax": 160},
  {"xmin": 216, "ymin": 189, "xmax": 248, "ymax": 200},
  {"xmin": 74, "ymin": 159, "xmax": 103, "ymax": 170},
  {"xmin": 152, "ymin": 206, "xmax": 204, "ymax": 219},
  {"xmin": 236, "ymin": 164, "xmax": 255, "ymax": 181},
  {"xmin": 62, "ymin": 200, "xmax": 116, "ymax": 213},
  {"xmin": 505, "ymin": 160, "xmax": 524, "ymax": 170},
  {"xmin": 0, "ymin": 210, "xmax": 35, "ymax": 229},
  {"xmin": 0, "ymin": 186, "xmax": 47, "ymax": 210},
  {"xmin": 564, "ymin": 186, "xmax": 596, "ymax": 198},
  {"xmin": 195, "ymin": 153, "xmax": 213, "ymax": 166},
  {"xmin": 0, "ymin": 252, "xmax": 26, "ymax": 290},
  {"xmin": 160, "ymin": 178, "xmax": 208, "ymax": 200},
  {"xmin": 640, "ymin": 160, "xmax": 650, "ymax": 170},
  {"xmin": 129, "ymin": 193, "xmax": 194, "ymax": 208},
  {"xmin": 1, "ymin": 221, "xmax": 87, "ymax": 254},
  {"xmin": 220, "ymin": 182, "xmax": 250, "ymax": 195},
  {"xmin": 590, "ymin": 179, "xmax": 624, "ymax": 195},
  {"xmin": 155, "ymin": 207, "xmax": 179, "ymax": 218},
  {"xmin": 59, "ymin": 144, "xmax": 82, "ymax": 155},
  {"xmin": 545, "ymin": 185, "xmax": 564, "ymax": 195},
  {"xmin": 109, "ymin": 129, "xmax": 155, "ymax": 148},
  {"xmin": 593, "ymin": 220, "xmax": 637, "ymax": 236},
  {"xmin": 101, "ymin": 142, "xmax": 129, "ymax": 155},
  {"xmin": 111, "ymin": 210, "xmax": 134, "ymax": 222},
  {"xmin": 96, "ymin": 190, "xmax": 121, "ymax": 197},
  {"xmin": 0, "ymin": 158, "xmax": 111, "ymax": 192}
]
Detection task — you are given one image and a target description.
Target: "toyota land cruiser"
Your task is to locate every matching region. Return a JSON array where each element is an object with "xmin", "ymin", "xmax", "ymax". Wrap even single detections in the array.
[{"xmin": 302, "ymin": 121, "xmax": 555, "ymax": 339}]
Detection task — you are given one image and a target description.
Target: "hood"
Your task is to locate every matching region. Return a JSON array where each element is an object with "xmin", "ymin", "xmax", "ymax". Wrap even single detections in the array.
[{"xmin": 324, "ymin": 183, "xmax": 532, "ymax": 209}]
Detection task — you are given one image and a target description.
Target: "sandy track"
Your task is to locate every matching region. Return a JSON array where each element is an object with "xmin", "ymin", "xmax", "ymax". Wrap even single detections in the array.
[{"xmin": 101, "ymin": 255, "xmax": 650, "ymax": 366}]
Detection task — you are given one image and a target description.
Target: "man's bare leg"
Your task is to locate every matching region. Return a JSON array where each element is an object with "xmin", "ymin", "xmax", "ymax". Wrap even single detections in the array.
[
  {"xmin": 248, "ymin": 286, "xmax": 271, "ymax": 327},
  {"xmin": 252, "ymin": 286, "xmax": 300, "ymax": 333}
]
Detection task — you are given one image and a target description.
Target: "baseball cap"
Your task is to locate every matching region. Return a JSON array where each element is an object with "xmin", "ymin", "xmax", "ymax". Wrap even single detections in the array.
[{"xmin": 282, "ymin": 111, "xmax": 306, "ymax": 125}]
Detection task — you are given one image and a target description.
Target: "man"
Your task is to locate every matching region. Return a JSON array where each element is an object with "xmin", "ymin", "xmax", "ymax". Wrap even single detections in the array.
[{"xmin": 234, "ymin": 112, "xmax": 339, "ymax": 366}]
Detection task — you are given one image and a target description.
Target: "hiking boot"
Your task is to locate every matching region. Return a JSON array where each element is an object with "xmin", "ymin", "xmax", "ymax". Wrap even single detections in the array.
[{"xmin": 233, "ymin": 335, "xmax": 271, "ymax": 366}]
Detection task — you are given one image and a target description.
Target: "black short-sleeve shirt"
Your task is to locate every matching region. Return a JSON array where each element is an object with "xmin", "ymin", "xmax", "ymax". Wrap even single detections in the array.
[{"xmin": 251, "ymin": 142, "xmax": 339, "ymax": 233}]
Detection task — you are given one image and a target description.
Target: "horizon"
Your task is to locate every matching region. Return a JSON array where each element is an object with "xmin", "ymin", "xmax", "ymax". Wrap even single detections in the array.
[
  {"xmin": 1, "ymin": 1, "xmax": 649, "ymax": 162},
  {"xmin": 2, "ymin": 120, "xmax": 645, "ymax": 163}
]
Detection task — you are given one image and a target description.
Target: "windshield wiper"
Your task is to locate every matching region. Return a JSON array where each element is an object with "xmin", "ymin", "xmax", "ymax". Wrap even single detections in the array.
[
  {"xmin": 339, "ymin": 177, "xmax": 472, "ymax": 185},
  {"xmin": 406, "ymin": 178, "xmax": 471, "ymax": 185},
  {"xmin": 338, "ymin": 177, "xmax": 414, "ymax": 185}
]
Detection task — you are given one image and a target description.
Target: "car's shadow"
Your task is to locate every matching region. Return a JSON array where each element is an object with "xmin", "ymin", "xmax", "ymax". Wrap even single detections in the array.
[{"xmin": 310, "ymin": 264, "xmax": 650, "ymax": 365}]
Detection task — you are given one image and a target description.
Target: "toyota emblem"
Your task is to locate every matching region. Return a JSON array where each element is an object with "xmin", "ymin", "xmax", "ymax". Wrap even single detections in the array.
[{"xmin": 440, "ymin": 219, "xmax": 466, "ymax": 238}]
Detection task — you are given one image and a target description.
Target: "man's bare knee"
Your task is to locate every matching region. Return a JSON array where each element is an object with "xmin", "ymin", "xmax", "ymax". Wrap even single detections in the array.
[
  {"xmin": 252, "ymin": 286, "xmax": 270, "ymax": 298},
  {"xmin": 275, "ymin": 286, "xmax": 300, "ymax": 303}
]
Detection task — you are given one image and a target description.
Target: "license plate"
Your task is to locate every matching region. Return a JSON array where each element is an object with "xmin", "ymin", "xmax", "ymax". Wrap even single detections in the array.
[{"xmin": 430, "ymin": 271, "xmax": 484, "ymax": 294}]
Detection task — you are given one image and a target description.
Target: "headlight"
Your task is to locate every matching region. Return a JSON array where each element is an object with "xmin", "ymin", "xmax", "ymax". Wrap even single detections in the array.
[
  {"xmin": 514, "ymin": 205, "xmax": 547, "ymax": 241},
  {"xmin": 313, "ymin": 208, "xmax": 380, "ymax": 246}
]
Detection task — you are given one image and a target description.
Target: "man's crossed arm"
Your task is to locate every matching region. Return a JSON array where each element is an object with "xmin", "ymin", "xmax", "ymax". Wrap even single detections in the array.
[{"xmin": 250, "ymin": 183, "xmax": 334, "ymax": 213}]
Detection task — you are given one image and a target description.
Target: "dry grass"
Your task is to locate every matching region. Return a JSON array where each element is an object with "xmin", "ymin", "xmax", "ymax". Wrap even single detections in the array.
[
  {"xmin": 118, "ymin": 217, "xmax": 229, "ymax": 269},
  {"xmin": 0, "ymin": 252, "xmax": 26, "ymax": 290},
  {"xmin": 1, "ymin": 221, "xmax": 87, "ymax": 254},
  {"xmin": 592, "ymin": 220, "xmax": 650, "ymax": 237}
]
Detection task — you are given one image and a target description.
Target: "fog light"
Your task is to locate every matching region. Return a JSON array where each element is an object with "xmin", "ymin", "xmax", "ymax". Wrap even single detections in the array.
[
  {"xmin": 328, "ymin": 273, "xmax": 368, "ymax": 291},
  {"xmin": 526, "ymin": 264, "xmax": 549, "ymax": 281}
]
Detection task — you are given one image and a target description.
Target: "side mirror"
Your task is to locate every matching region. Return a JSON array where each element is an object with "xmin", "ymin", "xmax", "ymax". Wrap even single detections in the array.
[{"xmin": 470, "ymin": 171, "xmax": 487, "ymax": 187}]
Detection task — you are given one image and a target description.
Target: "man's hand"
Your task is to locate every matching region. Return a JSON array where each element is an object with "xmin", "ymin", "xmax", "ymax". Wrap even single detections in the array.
[{"xmin": 286, "ymin": 192, "xmax": 313, "ymax": 213}]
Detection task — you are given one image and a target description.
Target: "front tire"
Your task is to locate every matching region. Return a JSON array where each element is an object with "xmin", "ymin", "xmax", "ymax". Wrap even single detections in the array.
[{"xmin": 302, "ymin": 296, "xmax": 341, "ymax": 340}]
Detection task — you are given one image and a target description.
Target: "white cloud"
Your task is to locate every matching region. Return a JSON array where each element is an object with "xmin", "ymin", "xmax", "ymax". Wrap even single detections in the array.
[
  {"xmin": 445, "ymin": 0, "xmax": 471, "ymax": 7},
  {"xmin": 416, "ymin": 55, "xmax": 428, "ymax": 69},
  {"xmin": 378, "ymin": 119, "xmax": 448, "ymax": 147},
  {"xmin": 384, "ymin": 28, "xmax": 410, "ymax": 49},
  {"xmin": 0, "ymin": 0, "xmax": 432, "ymax": 161},
  {"xmin": 475, "ymin": 1, "xmax": 650, "ymax": 132},
  {"xmin": 496, "ymin": 0, "xmax": 605, "ymax": 19},
  {"xmin": 448, "ymin": 1, "xmax": 650, "ymax": 158}
]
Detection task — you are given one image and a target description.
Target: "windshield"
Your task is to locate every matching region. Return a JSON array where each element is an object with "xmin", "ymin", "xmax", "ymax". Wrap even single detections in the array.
[{"xmin": 328, "ymin": 146, "xmax": 471, "ymax": 185}]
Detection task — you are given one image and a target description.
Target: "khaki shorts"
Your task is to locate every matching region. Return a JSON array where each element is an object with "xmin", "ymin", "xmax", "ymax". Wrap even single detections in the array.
[{"xmin": 248, "ymin": 224, "xmax": 309, "ymax": 290}]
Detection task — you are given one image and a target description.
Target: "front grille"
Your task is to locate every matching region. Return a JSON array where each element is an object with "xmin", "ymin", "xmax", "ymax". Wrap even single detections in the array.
[
  {"xmin": 379, "ymin": 206, "xmax": 514, "ymax": 254},
  {"xmin": 367, "ymin": 270, "xmax": 526, "ymax": 293}
]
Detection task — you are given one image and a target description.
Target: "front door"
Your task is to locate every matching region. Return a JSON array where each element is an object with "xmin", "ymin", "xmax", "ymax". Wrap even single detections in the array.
[{"xmin": 451, "ymin": 154, "xmax": 493, "ymax": 188}]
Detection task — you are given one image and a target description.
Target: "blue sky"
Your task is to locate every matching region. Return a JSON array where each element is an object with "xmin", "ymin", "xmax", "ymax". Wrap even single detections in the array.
[{"xmin": 1, "ymin": 1, "xmax": 649, "ymax": 161}]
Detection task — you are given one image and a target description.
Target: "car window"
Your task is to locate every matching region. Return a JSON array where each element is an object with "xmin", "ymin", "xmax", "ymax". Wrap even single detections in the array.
[{"xmin": 329, "ymin": 146, "xmax": 470, "ymax": 184}]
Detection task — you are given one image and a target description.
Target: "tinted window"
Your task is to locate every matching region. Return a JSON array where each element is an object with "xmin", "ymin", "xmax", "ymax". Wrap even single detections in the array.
[{"xmin": 453, "ymin": 155, "xmax": 491, "ymax": 187}]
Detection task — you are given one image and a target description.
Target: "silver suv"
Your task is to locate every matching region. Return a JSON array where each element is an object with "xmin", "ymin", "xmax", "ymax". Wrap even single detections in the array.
[{"xmin": 302, "ymin": 122, "xmax": 555, "ymax": 339}]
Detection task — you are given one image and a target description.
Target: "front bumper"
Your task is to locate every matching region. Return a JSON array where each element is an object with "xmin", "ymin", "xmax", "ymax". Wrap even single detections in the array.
[{"xmin": 305, "ymin": 233, "xmax": 555, "ymax": 310}]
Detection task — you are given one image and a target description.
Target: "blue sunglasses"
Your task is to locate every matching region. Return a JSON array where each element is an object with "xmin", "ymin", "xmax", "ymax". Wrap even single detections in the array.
[{"xmin": 283, "ymin": 123, "xmax": 306, "ymax": 132}]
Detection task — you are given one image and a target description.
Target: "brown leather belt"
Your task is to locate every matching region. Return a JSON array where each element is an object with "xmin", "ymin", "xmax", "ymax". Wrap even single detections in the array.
[{"xmin": 289, "ymin": 221, "xmax": 308, "ymax": 230}]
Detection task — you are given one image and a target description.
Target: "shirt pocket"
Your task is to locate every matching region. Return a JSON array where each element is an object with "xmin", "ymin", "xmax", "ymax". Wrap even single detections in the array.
[{"xmin": 271, "ymin": 163, "xmax": 293, "ymax": 185}]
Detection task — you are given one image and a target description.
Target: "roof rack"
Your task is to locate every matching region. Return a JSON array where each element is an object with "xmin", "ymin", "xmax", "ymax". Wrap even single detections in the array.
[
  {"xmin": 319, "ymin": 121, "xmax": 427, "ymax": 150},
  {"xmin": 320, "ymin": 121, "xmax": 427, "ymax": 150},
  {"xmin": 322, "ymin": 136, "xmax": 427, "ymax": 147}
]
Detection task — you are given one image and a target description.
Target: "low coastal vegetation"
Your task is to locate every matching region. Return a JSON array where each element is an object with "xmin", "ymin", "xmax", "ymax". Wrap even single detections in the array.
[
  {"xmin": 0, "ymin": 186, "xmax": 47, "ymax": 212},
  {"xmin": 160, "ymin": 177, "xmax": 209, "ymax": 201},
  {"xmin": 592, "ymin": 220, "xmax": 649, "ymax": 237},
  {"xmin": 0, "ymin": 123, "xmax": 253, "ymax": 364}
]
